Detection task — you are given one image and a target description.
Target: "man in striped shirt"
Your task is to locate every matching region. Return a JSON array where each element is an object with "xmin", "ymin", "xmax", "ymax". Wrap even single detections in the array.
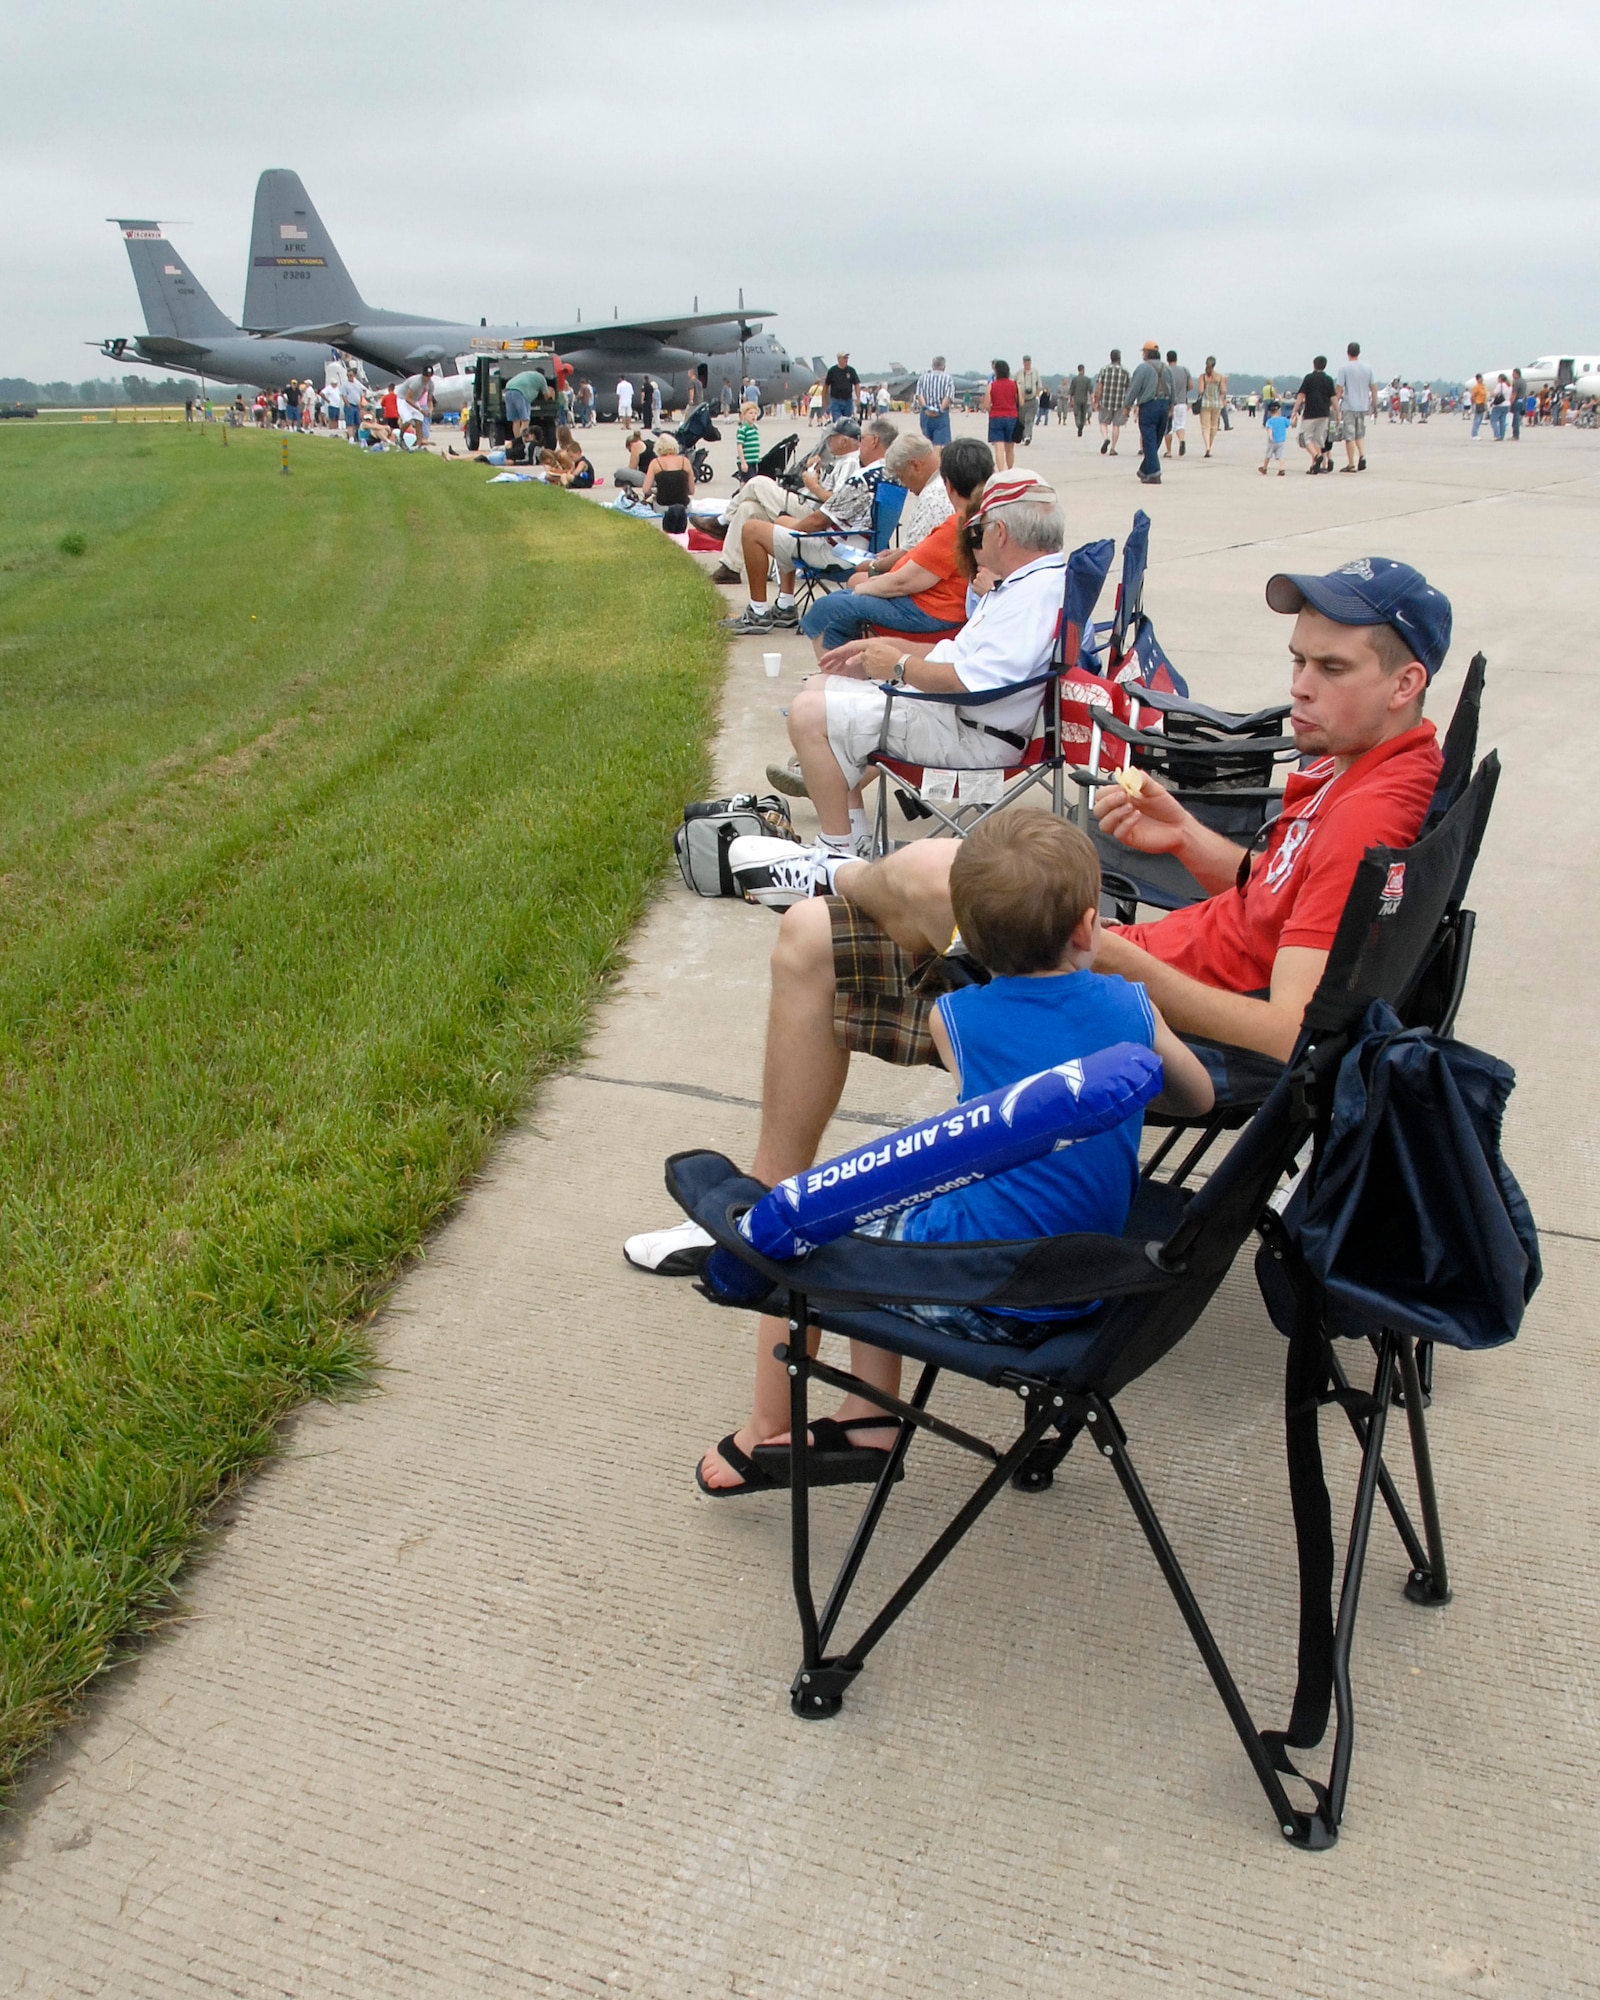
[
  {"xmin": 914, "ymin": 356, "xmax": 955, "ymax": 446},
  {"xmin": 1094, "ymin": 350, "xmax": 1130, "ymax": 456}
]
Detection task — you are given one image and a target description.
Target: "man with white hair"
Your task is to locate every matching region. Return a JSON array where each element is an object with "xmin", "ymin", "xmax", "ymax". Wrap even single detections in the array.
[
  {"xmin": 732, "ymin": 471, "xmax": 1067, "ymax": 871},
  {"xmin": 885, "ymin": 428, "xmax": 956, "ymax": 545}
]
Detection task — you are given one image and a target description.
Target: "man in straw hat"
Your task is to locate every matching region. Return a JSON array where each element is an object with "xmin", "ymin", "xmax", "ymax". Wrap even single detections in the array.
[{"xmin": 1123, "ymin": 339, "xmax": 1175, "ymax": 484}]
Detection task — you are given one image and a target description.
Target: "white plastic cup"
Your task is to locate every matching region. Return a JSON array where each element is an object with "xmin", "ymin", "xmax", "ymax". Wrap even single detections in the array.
[{"xmin": 763, "ymin": 652, "xmax": 782, "ymax": 678}]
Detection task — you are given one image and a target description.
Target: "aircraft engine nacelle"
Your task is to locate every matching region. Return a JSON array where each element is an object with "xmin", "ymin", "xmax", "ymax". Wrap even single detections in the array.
[
  {"xmin": 693, "ymin": 321, "xmax": 747, "ymax": 355},
  {"xmin": 559, "ymin": 345, "xmax": 697, "ymax": 374},
  {"xmin": 399, "ymin": 341, "xmax": 458, "ymax": 370},
  {"xmin": 1571, "ymin": 372, "xmax": 1600, "ymax": 403}
]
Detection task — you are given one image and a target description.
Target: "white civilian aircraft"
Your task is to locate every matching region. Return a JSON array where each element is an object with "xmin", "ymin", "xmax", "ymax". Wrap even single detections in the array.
[{"xmin": 1514, "ymin": 354, "xmax": 1600, "ymax": 396}]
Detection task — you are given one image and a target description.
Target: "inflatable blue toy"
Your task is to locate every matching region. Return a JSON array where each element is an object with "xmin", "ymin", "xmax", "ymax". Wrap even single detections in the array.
[{"xmin": 725, "ymin": 1042, "xmax": 1164, "ymax": 1272}]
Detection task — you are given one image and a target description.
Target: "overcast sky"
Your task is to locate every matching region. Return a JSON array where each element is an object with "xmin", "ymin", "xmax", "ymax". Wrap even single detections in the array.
[{"xmin": 5, "ymin": 0, "xmax": 1596, "ymax": 382}]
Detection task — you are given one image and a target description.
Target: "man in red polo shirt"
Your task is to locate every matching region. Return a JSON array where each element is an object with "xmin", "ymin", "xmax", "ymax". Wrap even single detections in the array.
[
  {"xmin": 1088, "ymin": 560, "xmax": 1445, "ymax": 1064},
  {"xmin": 629, "ymin": 557, "xmax": 1454, "ymax": 1492}
]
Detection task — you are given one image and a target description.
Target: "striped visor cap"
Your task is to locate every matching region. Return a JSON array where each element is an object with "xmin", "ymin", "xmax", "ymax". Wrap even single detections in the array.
[{"xmin": 973, "ymin": 471, "xmax": 1058, "ymax": 521}]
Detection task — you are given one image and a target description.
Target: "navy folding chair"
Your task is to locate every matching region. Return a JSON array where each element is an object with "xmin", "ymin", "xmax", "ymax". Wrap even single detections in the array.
[
  {"xmin": 667, "ymin": 756, "xmax": 1505, "ymax": 1847},
  {"xmin": 792, "ymin": 479, "xmax": 908, "ymax": 612}
]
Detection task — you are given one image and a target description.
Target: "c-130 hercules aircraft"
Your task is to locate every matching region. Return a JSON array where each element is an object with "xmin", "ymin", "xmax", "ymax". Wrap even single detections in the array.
[{"xmin": 244, "ymin": 170, "xmax": 809, "ymax": 417}]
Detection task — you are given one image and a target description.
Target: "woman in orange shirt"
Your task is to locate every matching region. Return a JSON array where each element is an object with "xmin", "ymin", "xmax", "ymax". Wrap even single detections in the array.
[{"xmin": 797, "ymin": 437, "xmax": 994, "ymax": 658}]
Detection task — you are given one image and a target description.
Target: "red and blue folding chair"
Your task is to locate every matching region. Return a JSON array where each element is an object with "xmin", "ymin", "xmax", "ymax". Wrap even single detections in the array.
[{"xmin": 863, "ymin": 535, "xmax": 1116, "ymax": 854}]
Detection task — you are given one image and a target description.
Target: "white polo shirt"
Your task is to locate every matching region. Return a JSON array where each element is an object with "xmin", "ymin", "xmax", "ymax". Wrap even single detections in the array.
[{"xmin": 927, "ymin": 552, "xmax": 1066, "ymax": 734}]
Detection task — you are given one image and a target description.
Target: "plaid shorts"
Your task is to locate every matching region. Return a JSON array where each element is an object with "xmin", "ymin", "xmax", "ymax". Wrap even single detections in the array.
[{"xmin": 827, "ymin": 896, "xmax": 973, "ymax": 1068}]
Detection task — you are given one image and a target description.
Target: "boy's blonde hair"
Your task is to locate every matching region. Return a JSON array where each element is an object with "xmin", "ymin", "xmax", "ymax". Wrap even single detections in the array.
[
  {"xmin": 740, "ymin": 401, "xmax": 759, "ymax": 418},
  {"xmin": 949, "ymin": 814, "xmax": 1100, "ymax": 977}
]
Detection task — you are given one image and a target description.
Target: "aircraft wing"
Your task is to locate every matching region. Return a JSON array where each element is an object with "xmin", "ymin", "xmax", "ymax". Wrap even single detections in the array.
[
  {"xmin": 270, "ymin": 321, "xmax": 359, "ymax": 343},
  {"xmin": 271, "ymin": 308, "xmax": 771, "ymax": 347},
  {"xmin": 532, "ymin": 306, "xmax": 773, "ymax": 342},
  {"xmin": 114, "ymin": 335, "xmax": 211, "ymax": 364}
]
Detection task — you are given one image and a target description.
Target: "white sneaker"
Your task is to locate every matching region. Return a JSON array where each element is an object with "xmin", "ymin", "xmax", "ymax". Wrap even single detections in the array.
[
  {"xmin": 728, "ymin": 837, "xmax": 844, "ymax": 908},
  {"xmin": 623, "ymin": 1219, "xmax": 714, "ymax": 1276}
]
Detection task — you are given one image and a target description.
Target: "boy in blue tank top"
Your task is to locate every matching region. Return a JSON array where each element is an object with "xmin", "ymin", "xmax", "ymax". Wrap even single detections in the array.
[
  {"xmin": 697, "ymin": 814, "xmax": 1213, "ymax": 1493},
  {"xmin": 879, "ymin": 811, "xmax": 1213, "ymax": 1340}
]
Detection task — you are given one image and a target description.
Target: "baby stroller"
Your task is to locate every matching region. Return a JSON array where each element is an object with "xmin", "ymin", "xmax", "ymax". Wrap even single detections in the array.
[{"xmin": 674, "ymin": 402, "xmax": 721, "ymax": 484}]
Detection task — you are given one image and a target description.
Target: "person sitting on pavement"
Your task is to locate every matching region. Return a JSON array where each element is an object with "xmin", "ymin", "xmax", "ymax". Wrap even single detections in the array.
[
  {"xmin": 627, "ymin": 558, "xmax": 1454, "ymax": 1493},
  {"xmin": 642, "ymin": 435, "xmax": 693, "ymax": 508},
  {"xmin": 539, "ymin": 426, "xmax": 596, "ymax": 486},
  {"xmin": 797, "ymin": 436, "xmax": 995, "ymax": 657},
  {"xmin": 721, "ymin": 417, "xmax": 898, "ymax": 635},
  {"xmin": 738, "ymin": 470, "xmax": 1066, "ymax": 866},
  {"xmin": 691, "ymin": 813, "xmax": 1213, "ymax": 1495}
]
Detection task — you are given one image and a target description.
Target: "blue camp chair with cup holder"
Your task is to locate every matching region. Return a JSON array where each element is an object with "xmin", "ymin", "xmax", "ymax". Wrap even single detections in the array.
[
  {"xmin": 790, "ymin": 478, "xmax": 909, "ymax": 614},
  {"xmin": 666, "ymin": 754, "xmax": 1519, "ymax": 1847}
]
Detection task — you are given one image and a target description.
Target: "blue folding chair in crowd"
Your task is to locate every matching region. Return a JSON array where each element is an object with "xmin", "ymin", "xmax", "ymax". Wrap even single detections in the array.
[
  {"xmin": 863, "ymin": 534, "xmax": 1116, "ymax": 854},
  {"xmin": 667, "ymin": 764, "xmax": 1530, "ymax": 1846},
  {"xmin": 791, "ymin": 479, "xmax": 908, "ymax": 614},
  {"xmin": 1078, "ymin": 509, "xmax": 1302, "ymax": 847}
]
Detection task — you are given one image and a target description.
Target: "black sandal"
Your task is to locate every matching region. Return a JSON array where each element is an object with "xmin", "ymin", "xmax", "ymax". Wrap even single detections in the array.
[
  {"xmin": 751, "ymin": 1416, "xmax": 906, "ymax": 1488},
  {"xmin": 696, "ymin": 1432, "xmax": 785, "ymax": 1498}
]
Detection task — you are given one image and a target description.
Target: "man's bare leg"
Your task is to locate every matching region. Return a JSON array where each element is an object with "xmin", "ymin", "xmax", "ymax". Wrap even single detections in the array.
[
  {"xmin": 699, "ymin": 869, "xmax": 951, "ymax": 1489},
  {"xmin": 742, "ymin": 518, "xmax": 776, "ymax": 604},
  {"xmin": 786, "ymin": 681, "xmax": 855, "ymax": 838},
  {"xmin": 840, "ymin": 838, "xmax": 959, "ymax": 952}
]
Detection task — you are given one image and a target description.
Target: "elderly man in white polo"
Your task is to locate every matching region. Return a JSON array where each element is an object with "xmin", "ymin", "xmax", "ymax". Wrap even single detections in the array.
[{"xmin": 729, "ymin": 472, "xmax": 1066, "ymax": 899}]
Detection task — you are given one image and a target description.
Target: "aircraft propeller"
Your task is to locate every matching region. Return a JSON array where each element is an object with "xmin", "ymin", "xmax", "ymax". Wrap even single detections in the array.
[{"xmin": 738, "ymin": 288, "xmax": 750, "ymax": 406}]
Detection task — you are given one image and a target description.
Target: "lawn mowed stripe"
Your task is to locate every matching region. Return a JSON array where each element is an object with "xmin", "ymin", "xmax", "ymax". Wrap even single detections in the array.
[{"xmin": 0, "ymin": 425, "xmax": 722, "ymax": 1784}]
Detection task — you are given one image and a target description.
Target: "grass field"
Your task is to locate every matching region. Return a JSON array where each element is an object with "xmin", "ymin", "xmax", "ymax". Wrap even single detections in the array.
[{"xmin": 0, "ymin": 422, "xmax": 724, "ymax": 1789}]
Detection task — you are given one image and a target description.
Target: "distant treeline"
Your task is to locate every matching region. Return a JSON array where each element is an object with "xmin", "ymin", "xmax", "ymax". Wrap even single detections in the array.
[{"xmin": 0, "ymin": 375, "xmax": 202, "ymax": 408}]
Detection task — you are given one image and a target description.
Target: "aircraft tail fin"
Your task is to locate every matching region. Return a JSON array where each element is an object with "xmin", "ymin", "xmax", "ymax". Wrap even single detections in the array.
[
  {"xmin": 243, "ymin": 170, "xmax": 369, "ymax": 332},
  {"xmin": 113, "ymin": 222, "xmax": 237, "ymax": 342}
]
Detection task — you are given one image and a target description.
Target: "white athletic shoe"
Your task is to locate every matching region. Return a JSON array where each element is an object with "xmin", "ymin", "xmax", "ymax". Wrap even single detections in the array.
[
  {"xmin": 623, "ymin": 1218, "xmax": 714, "ymax": 1276},
  {"xmin": 727, "ymin": 836, "xmax": 846, "ymax": 908}
]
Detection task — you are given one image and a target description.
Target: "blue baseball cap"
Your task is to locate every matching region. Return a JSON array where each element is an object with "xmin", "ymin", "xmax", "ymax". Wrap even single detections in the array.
[{"xmin": 1265, "ymin": 558, "xmax": 1452, "ymax": 678}]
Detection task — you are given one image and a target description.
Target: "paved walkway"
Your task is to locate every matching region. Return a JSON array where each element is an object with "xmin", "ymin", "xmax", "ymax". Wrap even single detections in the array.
[{"xmin": 3, "ymin": 415, "xmax": 1597, "ymax": 1998}]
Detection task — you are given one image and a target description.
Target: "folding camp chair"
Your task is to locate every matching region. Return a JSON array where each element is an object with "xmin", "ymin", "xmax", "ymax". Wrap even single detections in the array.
[
  {"xmin": 791, "ymin": 479, "xmax": 908, "ymax": 613},
  {"xmin": 860, "ymin": 536, "xmax": 1117, "ymax": 855},
  {"xmin": 667, "ymin": 763, "xmax": 1503, "ymax": 1847},
  {"xmin": 1077, "ymin": 511, "xmax": 1299, "ymax": 855}
]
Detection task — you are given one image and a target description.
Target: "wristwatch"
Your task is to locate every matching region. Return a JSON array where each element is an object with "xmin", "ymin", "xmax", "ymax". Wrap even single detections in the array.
[{"xmin": 892, "ymin": 654, "xmax": 910, "ymax": 685}]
